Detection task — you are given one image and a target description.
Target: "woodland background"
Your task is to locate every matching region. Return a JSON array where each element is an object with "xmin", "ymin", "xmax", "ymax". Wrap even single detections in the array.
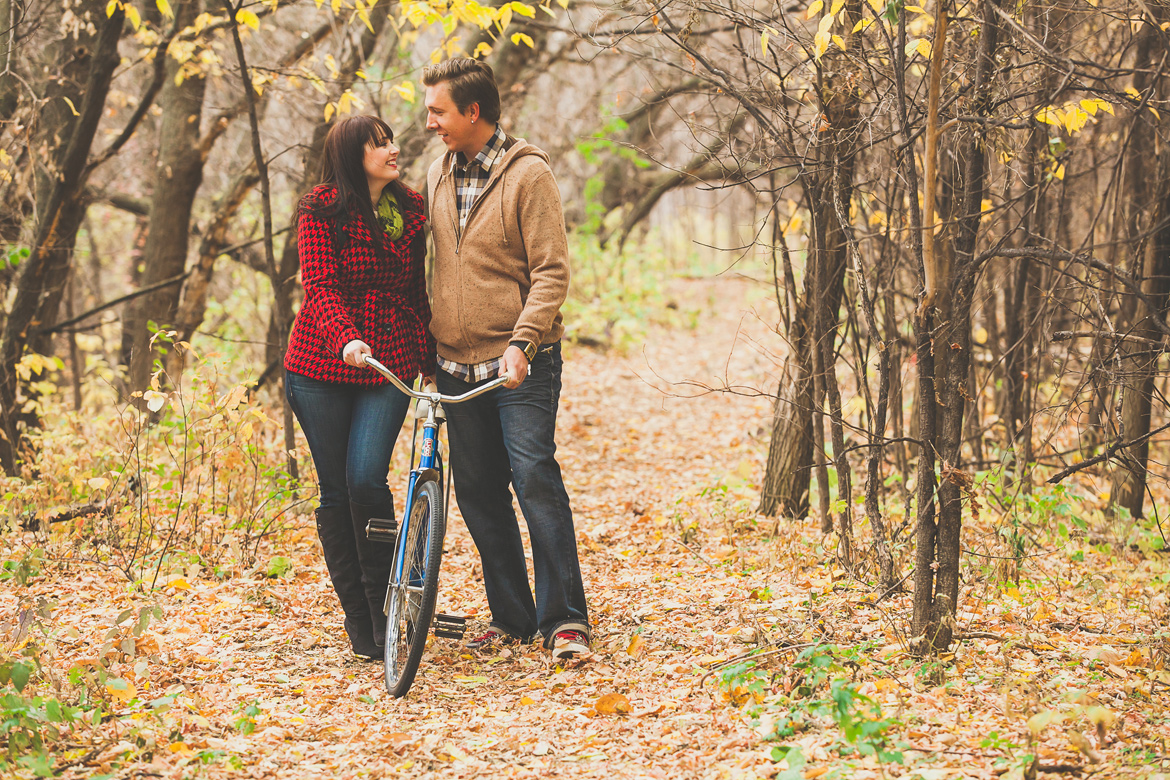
[{"xmin": 1, "ymin": 0, "xmax": 1168, "ymax": 777}]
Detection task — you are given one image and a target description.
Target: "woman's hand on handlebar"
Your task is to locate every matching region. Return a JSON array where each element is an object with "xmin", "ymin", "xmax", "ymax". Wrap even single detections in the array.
[{"xmin": 343, "ymin": 339, "xmax": 372, "ymax": 367}]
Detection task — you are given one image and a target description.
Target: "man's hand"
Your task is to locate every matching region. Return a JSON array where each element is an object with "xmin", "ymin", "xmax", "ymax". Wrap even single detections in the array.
[
  {"xmin": 501, "ymin": 345, "xmax": 529, "ymax": 389},
  {"xmin": 343, "ymin": 339, "xmax": 372, "ymax": 367},
  {"xmin": 421, "ymin": 375, "xmax": 438, "ymax": 394}
]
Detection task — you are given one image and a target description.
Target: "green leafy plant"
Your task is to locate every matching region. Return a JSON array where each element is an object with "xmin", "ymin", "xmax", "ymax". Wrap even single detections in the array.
[
  {"xmin": 0, "ymin": 548, "xmax": 44, "ymax": 586},
  {"xmin": 716, "ymin": 644, "xmax": 905, "ymax": 774},
  {"xmin": 233, "ymin": 701, "xmax": 262, "ymax": 735}
]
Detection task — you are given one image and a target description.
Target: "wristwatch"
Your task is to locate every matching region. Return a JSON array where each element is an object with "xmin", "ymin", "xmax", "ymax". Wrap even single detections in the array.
[{"xmin": 510, "ymin": 340, "xmax": 537, "ymax": 362}]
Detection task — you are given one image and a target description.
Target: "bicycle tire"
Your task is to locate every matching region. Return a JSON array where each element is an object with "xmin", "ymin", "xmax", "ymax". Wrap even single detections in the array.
[{"xmin": 383, "ymin": 478, "xmax": 445, "ymax": 697}]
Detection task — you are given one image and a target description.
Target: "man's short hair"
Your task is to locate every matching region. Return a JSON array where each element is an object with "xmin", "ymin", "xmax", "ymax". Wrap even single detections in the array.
[{"xmin": 422, "ymin": 58, "xmax": 501, "ymax": 125}]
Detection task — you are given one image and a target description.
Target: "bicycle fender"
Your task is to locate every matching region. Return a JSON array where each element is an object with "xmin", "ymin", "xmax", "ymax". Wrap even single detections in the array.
[{"xmin": 414, "ymin": 469, "xmax": 440, "ymax": 492}]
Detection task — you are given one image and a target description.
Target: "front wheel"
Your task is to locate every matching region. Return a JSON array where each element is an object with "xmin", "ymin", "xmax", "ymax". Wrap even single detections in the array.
[{"xmin": 384, "ymin": 478, "xmax": 444, "ymax": 697}]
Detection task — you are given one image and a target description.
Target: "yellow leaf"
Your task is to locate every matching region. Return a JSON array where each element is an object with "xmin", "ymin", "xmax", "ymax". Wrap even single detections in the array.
[
  {"xmin": 106, "ymin": 678, "xmax": 137, "ymax": 704},
  {"xmin": 236, "ymin": 8, "xmax": 260, "ymax": 30},
  {"xmin": 1027, "ymin": 710, "xmax": 1062, "ymax": 737},
  {"xmin": 866, "ymin": 0, "xmax": 883, "ymax": 11},
  {"xmin": 125, "ymin": 3, "xmax": 141, "ymax": 30},
  {"xmin": 818, "ymin": 13, "xmax": 834, "ymax": 34},
  {"xmin": 511, "ymin": 31, "xmax": 535, "ymax": 48},
  {"xmin": 915, "ymin": 38, "xmax": 931, "ymax": 58},
  {"xmin": 332, "ymin": 0, "xmax": 341, "ymax": 12},
  {"xmin": 852, "ymin": 17, "xmax": 873, "ymax": 33},
  {"xmin": 239, "ymin": 421, "xmax": 254, "ymax": 440},
  {"xmin": 1125, "ymin": 86, "xmax": 1142, "ymax": 101},
  {"xmin": 156, "ymin": 0, "xmax": 173, "ymax": 18},
  {"xmin": 393, "ymin": 80, "xmax": 416, "ymax": 104},
  {"xmin": 1061, "ymin": 106, "xmax": 1089, "ymax": 134},
  {"xmin": 62, "ymin": 96, "xmax": 80, "ymax": 117},
  {"xmin": 473, "ymin": 41, "xmax": 493, "ymax": 58},
  {"xmin": 88, "ymin": 477, "xmax": 110, "ymax": 490},
  {"xmin": 1080, "ymin": 98, "xmax": 1112, "ymax": 116},
  {"xmin": 814, "ymin": 30, "xmax": 831, "ymax": 59},
  {"xmin": 627, "ymin": 634, "xmax": 646, "ymax": 657},
  {"xmin": 166, "ymin": 577, "xmax": 192, "ymax": 590},
  {"xmin": 519, "ymin": 695, "xmax": 535, "ymax": 705},
  {"xmin": 107, "ymin": 0, "xmax": 119, "ymax": 17},
  {"xmin": 168, "ymin": 742, "xmax": 193, "ymax": 756},
  {"xmin": 507, "ymin": 1, "xmax": 537, "ymax": 17},
  {"xmin": 1035, "ymin": 106, "xmax": 1062, "ymax": 126},
  {"xmin": 323, "ymin": 102, "xmax": 335, "ymax": 122},
  {"xmin": 1150, "ymin": 106, "xmax": 1161, "ymax": 121},
  {"xmin": 594, "ymin": 692, "xmax": 630, "ymax": 715},
  {"xmin": 806, "ymin": 0, "xmax": 824, "ymax": 19},
  {"xmin": 557, "ymin": 0, "xmax": 568, "ymax": 8},
  {"xmin": 830, "ymin": 0, "xmax": 846, "ymax": 14},
  {"xmin": 337, "ymin": 91, "xmax": 352, "ymax": 114},
  {"xmin": 761, "ymin": 30, "xmax": 770, "ymax": 57},
  {"xmin": 831, "ymin": 34, "xmax": 845, "ymax": 50},
  {"xmin": 1053, "ymin": 163, "xmax": 1065, "ymax": 180}
]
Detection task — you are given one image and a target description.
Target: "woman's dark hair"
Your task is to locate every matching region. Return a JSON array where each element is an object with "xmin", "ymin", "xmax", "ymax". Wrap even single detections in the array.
[
  {"xmin": 421, "ymin": 58, "xmax": 501, "ymax": 124},
  {"xmin": 308, "ymin": 115, "xmax": 418, "ymax": 232}
]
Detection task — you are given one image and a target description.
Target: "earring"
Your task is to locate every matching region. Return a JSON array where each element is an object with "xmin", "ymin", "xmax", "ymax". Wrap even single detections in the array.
[{"xmin": 472, "ymin": 118, "xmax": 476, "ymax": 124}]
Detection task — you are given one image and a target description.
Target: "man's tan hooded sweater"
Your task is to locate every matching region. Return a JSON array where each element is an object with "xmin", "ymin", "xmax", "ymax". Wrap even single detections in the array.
[{"xmin": 427, "ymin": 137, "xmax": 569, "ymax": 365}]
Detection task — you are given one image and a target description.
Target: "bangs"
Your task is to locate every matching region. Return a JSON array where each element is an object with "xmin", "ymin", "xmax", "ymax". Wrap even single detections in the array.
[{"xmin": 365, "ymin": 118, "xmax": 394, "ymax": 146}]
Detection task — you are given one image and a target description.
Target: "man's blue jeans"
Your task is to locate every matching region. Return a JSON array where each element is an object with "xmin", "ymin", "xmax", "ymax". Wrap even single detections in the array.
[
  {"xmin": 284, "ymin": 370, "xmax": 410, "ymax": 510},
  {"xmin": 437, "ymin": 343, "xmax": 588, "ymax": 643}
]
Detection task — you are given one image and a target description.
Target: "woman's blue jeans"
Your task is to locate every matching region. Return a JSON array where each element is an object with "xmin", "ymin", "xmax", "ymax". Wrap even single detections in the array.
[
  {"xmin": 284, "ymin": 369, "xmax": 410, "ymax": 511},
  {"xmin": 437, "ymin": 343, "xmax": 588, "ymax": 644}
]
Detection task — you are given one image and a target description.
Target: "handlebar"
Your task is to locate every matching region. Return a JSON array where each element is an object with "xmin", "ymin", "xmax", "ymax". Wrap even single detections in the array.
[{"xmin": 362, "ymin": 355, "xmax": 510, "ymax": 404}]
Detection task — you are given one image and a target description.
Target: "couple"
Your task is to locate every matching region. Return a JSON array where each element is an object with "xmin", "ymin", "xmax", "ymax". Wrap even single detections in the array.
[{"xmin": 283, "ymin": 59, "xmax": 590, "ymax": 663}]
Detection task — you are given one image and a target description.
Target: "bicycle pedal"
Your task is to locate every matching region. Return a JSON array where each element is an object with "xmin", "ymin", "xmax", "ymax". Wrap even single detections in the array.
[
  {"xmin": 432, "ymin": 613, "xmax": 467, "ymax": 640},
  {"xmin": 365, "ymin": 517, "xmax": 398, "ymax": 545}
]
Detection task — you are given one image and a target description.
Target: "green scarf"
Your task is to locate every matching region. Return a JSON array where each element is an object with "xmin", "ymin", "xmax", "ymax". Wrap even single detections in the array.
[{"xmin": 375, "ymin": 190, "xmax": 404, "ymax": 240}]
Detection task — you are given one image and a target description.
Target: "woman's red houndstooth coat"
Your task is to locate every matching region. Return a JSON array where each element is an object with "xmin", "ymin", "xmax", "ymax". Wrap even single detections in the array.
[{"xmin": 284, "ymin": 184, "xmax": 435, "ymax": 386}]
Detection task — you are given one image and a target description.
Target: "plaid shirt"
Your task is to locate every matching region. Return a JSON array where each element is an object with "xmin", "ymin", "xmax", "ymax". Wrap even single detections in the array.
[
  {"xmin": 455, "ymin": 124, "xmax": 507, "ymax": 233},
  {"xmin": 440, "ymin": 125, "xmax": 511, "ymax": 381}
]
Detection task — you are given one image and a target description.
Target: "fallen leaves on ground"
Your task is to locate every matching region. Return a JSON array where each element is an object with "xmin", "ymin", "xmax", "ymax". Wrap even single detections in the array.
[{"xmin": 2, "ymin": 279, "xmax": 1168, "ymax": 779}]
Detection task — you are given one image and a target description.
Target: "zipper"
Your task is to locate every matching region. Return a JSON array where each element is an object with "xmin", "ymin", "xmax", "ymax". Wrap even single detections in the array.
[{"xmin": 452, "ymin": 156, "xmax": 509, "ymax": 254}]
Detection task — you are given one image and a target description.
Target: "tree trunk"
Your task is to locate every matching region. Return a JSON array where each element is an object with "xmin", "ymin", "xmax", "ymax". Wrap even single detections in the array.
[
  {"xmin": 0, "ymin": 2, "xmax": 124, "ymax": 473},
  {"xmin": 1109, "ymin": 15, "xmax": 1169, "ymax": 519},
  {"xmin": 120, "ymin": 0, "xmax": 207, "ymax": 394},
  {"xmin": 758, "ymin": 311, "xmax": 814, "ymax": 518},
  {"xmin": 912, "ymin": 0, "xmax": 999, "ymax": 655}
]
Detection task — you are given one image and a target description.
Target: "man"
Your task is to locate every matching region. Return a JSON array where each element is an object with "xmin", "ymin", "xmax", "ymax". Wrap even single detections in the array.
[{"xmin": 422, "ymin": 58, "xmax": 590, "ymax": 660}]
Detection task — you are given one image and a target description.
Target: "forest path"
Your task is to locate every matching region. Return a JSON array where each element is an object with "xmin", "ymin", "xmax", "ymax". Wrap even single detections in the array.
[
  {"xmin": 28, "ymin": 276, "xmax": 1168, "ymax": 780},
  {"xmin": 132, "ymin": 276, "xmax": 790, "ymax": 779}
]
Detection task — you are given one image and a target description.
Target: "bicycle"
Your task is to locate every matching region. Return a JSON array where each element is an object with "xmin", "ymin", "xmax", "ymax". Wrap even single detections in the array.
[{"xmin": 361, "ymin": 354, "xmax": 509, "ymax": 697}]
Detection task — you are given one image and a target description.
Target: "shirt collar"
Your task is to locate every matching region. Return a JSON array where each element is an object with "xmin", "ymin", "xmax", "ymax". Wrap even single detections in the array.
[{"xmin": 455, "ymin": 125, "xmax": 507, "ymax": 175}]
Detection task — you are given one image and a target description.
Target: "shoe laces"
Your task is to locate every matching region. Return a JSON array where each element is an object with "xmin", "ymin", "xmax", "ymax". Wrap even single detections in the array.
[{"xmin": 553, "ymin": 629, "xmax": 588, "ymax": 648}]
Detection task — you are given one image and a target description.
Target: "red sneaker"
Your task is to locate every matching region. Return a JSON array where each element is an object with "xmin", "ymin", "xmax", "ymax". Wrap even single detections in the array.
[{"xmin": 551, "ymin": 629, "xmax": 590, "ymax": 660}]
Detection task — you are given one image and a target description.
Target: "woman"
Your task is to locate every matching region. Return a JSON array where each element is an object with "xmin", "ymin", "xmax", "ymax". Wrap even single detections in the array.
[{"xmin": 284, "ymin": 115, "xmax": 433, "ymax": 660}]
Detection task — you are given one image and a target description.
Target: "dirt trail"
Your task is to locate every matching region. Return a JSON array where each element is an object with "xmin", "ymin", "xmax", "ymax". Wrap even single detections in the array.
[
  {"xmin": 149, "ymin": 277, "xmax": 787, "ymax": 779},
  {"xmin": 16, "ymin": 276, "xmax": 1167, "ymax": 779}
]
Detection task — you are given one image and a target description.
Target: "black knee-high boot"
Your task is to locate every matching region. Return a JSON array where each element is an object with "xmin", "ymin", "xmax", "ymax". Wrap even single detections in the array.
[
  {"xmin": 315, "ymin": 506, "xmax": 380, "ymax": 659},
  {"xmin": 348, "ymin": 499, "xmax": 397, "ymax": 648}
]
